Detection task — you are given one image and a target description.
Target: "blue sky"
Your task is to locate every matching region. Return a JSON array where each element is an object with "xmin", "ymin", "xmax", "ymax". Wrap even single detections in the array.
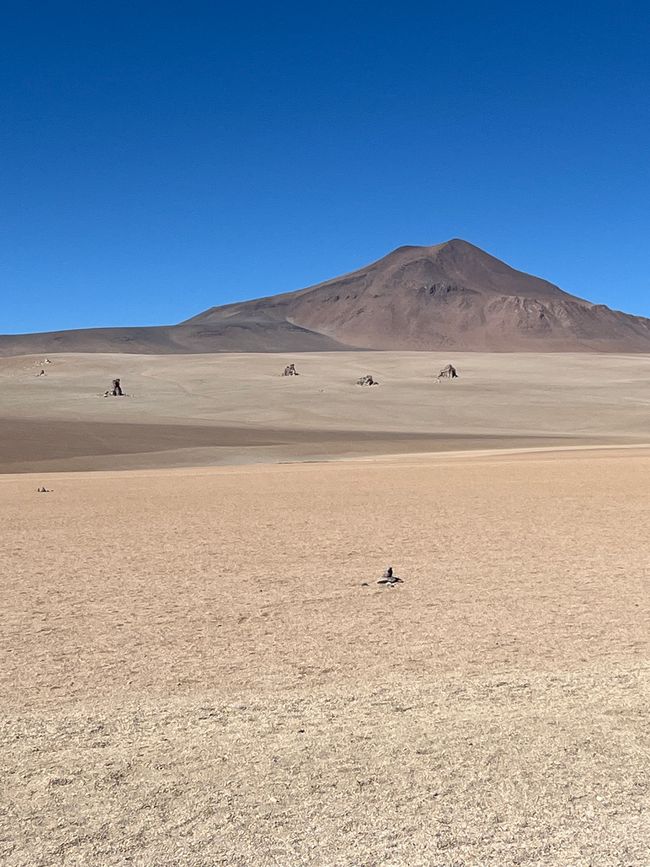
[{"xmin": 2, "ymin": 1, "xmax": 649, "ymax": 333}]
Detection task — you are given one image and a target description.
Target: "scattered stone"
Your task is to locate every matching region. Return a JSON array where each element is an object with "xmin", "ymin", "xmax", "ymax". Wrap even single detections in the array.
[
  {"xmin": 356, "ymin": 374, "xmax": 379, "ymax": 386},
  {"xmin": 104, "ymin": 378, "xmax": 125, "ymax": 397},
  {"xmin": 377, "ymin": 565, "xmax": 403, "ymax": 587},
  {"xmin": 437, "ymin": 363, "xmax": 458, "ymax": 380},
  {"xmin": 282, "ymin": 363, "xmax": 299, "ymax": 376}
]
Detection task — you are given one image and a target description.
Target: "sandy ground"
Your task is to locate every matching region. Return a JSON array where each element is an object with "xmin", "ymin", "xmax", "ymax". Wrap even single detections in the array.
[
  {"xmin": 1, "ymin": 351, "xmax": 650, "ymax": 471},
  {"xmin": 1, "ymin": 352, "xmax": 649, "ymax": 864},
  {"xmin": 1, "ymin": 448, "xmax": 649, "ymax": 865}
]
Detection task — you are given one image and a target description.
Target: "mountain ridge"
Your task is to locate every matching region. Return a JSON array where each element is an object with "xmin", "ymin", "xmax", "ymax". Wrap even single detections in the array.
[{"xmin": 2, "ymin": 239, "xmax": 650, "ymax": 354}]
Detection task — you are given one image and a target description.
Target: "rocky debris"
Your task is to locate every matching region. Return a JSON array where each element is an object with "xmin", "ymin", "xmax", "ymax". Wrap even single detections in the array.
[
  {"xmin": 282, "ymin": 363, "xmax": 299, "ymax": 376},
  {"xmin": 377, "ymin": 565, "xmax": 403, "ymax": 587},
  {"xmin": 356, "ymin": 374, "xmax": 379, "ymax": 386},
  {"xmin": 37, "ymin": 486, "xmax": 52, "ymax": 493},
  {"xmin": 437, "ymin": 363, "xmax": 458, "ymax": 379},
  {"xmin": 104, "ymin": 378, "xmax": 125, "ymax": 397}
]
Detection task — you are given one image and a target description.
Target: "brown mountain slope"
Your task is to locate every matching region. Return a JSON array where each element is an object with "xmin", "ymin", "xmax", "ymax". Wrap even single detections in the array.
[
  {"xmin": 0, "ymin": 319, "xmax": 348, "ymax": 356},
  {"xmin": 191, "ymin": 239, "xmax": 650, "ymax": 352},
  {"xmin": 2, "ymin": 239, "xmax": 649, "ymax": 354}
]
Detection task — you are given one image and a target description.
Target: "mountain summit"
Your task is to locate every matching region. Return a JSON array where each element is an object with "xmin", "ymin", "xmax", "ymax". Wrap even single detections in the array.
[
  {"xmin": 186, "ymin": 239, "xmax": 650, "ymax": 352},
  {"xmin": 2, "ymin": 240, "xmax": 650, "ymax": 354}
]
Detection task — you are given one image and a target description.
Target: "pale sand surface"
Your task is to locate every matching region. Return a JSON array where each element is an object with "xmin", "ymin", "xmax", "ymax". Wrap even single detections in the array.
[
  {"xmin": 1, "ymin": 351, "xmax": 650, "ymax": 472},
  {"xmin": 1, "ymin": 450, "xmax": 649, "ymax": 865}
]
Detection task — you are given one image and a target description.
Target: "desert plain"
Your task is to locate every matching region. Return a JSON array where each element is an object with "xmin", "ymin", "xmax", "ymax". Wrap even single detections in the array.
[{"xmin": 1, "ymin": 351, "xmax": 649, "ymax": 865}]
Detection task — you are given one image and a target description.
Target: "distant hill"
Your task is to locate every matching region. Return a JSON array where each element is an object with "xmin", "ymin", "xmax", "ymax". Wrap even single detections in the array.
[{"xmin": 2, "ymin": 239, "xmax": 650, "ymax": 354}]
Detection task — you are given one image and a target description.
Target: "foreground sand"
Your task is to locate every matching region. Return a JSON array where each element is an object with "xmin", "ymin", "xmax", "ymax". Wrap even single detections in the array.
[
  {"xmin": 1, "ymin": 351, "xmax": 650, "ymax": 472},
  {"xmin": 2, "ymin": 449, "xmax": 649, "ymax": 865}
]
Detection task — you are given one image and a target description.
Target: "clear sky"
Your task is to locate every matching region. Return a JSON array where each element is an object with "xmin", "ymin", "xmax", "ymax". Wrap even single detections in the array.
[{"xmin": 2, "ymin": 1, "xmax": 649, "ymax": 333}]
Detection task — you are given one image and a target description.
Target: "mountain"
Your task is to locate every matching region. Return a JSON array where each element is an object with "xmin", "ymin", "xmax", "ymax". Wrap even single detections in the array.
[{"xmin": 2, "ymin": 239, "xmax": 650, "ymax": 354}]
